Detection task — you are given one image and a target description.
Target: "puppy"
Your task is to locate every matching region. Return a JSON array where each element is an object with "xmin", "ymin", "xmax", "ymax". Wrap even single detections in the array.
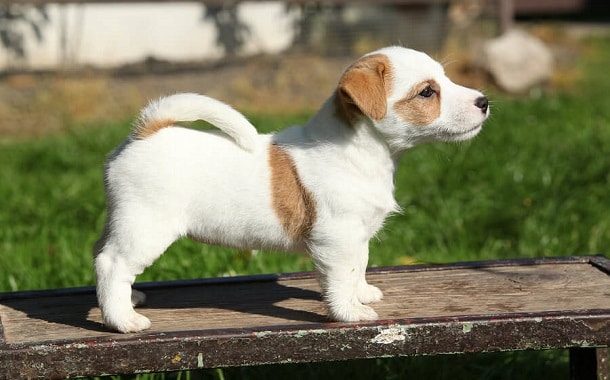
[{"xmin": 95, "ymin": 46, "xmax": 489, "ymax": 333}]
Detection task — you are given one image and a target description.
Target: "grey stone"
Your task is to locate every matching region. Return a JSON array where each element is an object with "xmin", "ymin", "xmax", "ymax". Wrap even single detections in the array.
[{"xmin": 482, "ymin": 29, "xmax": 554, "ymax": 93}]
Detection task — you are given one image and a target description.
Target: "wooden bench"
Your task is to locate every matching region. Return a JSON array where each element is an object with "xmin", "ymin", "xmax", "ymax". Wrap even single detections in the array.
[{"xmin": 1, "ymin": 256, "xmax": 609, "ymax": 379}]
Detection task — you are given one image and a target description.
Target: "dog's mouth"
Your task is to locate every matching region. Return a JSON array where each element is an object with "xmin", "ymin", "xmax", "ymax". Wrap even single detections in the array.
[
  {"xmin": 455, "ymin": 124, "xmax": 482, "ymax": 135},
  {"xmin": 442, "ymin": 124, "xmax": 483, "ymax": 141}
]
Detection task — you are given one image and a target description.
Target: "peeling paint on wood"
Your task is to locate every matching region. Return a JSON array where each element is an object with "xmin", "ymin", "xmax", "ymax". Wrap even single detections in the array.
[
  {"xmin": 371, "ymin": 326, "xmax": 407, "ymax": 344},
  {"xmin": 171, "ymin": 354, "xmax": 182, "ymax": 364}
]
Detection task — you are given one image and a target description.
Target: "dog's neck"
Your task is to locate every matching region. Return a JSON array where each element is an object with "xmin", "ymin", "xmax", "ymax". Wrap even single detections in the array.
[
  {"xmin": 273, "ymin": 95, "xmax": 401, "ymax": 221},
  {"xmin": 300, "ymin": 95, "xmax": 400, "ymax": 217},
  {"xmin": 303, "ymin": 95, "xmax": 399, "ymax": 176}
]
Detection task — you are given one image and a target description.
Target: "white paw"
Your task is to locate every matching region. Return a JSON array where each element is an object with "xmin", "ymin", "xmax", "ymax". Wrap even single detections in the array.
[
  {"xmin": 329, "ymin": 301, "xmax": 379, "ymax": 322},
  {"xmin": 131, "ymin": 289, "xmax": 147, "ymax": 307},
  {"xmin": 357, "ymin": 283, "xmax": 384, "ymax": 304},
  {"xmin": 104, "ymin": 311, "xmax": 151, "ymax": 333}
]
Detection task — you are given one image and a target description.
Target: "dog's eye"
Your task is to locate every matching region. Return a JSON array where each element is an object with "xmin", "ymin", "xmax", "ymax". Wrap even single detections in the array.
[{"xmin": 418, "ymin": 86, "xmax": 435, "ymax": 98}]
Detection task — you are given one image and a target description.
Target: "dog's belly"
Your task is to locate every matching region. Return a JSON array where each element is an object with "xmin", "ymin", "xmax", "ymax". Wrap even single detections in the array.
[
  {"xmin": 187, "ymin": 222, "xmax": 296, "ymax": 252},
  {"xmin": 185, "ymin": 198, "xmax": 296, "ymax": 252}
]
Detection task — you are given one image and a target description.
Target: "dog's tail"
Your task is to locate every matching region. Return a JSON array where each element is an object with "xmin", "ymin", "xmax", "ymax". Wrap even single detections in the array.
[{"xmin": 132, "ymin": 93, "xmax": 258, "ymax": 151}]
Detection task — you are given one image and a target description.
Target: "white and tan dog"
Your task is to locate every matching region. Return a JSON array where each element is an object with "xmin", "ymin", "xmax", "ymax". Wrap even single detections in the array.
[{"xmin": 95, "ymin": 46, "xmax": 489, "ymax": 333}]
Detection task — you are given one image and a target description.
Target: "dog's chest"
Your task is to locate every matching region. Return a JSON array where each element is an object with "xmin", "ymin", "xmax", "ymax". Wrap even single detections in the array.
[
  {"xmin": 319, "ymin": 180, "xmax": 397, "ymax": 239},
  {"xmin": 360, "ymin": 196, "xmax": 397, "ymax": 237},
  {"xmin": 346, "ymin": 171, "xmax": 398, "ymax": 237}
]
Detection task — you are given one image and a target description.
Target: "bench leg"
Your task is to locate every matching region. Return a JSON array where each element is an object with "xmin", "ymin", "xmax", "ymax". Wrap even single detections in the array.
[
  {"xmin": 598, "ymin": 348, "xmax": 609, "ymax": 380},
  {"xmin": 569, "ymin": 347, "xmax": 609, "ymax": 380}
]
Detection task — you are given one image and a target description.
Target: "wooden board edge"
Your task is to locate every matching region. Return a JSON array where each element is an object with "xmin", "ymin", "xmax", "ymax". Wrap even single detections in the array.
[{"xmin": 1, "ymin": 311, "xmax": 608, "ymax": 379}]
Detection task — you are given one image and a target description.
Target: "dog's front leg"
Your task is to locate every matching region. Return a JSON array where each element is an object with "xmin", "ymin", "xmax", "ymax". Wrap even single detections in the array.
[
  {"xmin": 355, "ymin": 247, "xmax": 384, "ymax": 305},
  {"xmin": 311, "ymin": 243, "xmax": 379, "ymax": 322}
]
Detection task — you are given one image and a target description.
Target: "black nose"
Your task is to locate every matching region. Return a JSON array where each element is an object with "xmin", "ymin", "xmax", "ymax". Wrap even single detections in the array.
[{"xmin": 475, "ymin": 96, "xmax": 489, "ymax": 113}]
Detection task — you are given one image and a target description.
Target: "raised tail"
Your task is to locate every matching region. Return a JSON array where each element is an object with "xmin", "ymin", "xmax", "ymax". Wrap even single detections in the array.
[{"xmin": 132, "ymin": 93, "xmax": 258, "ymax": 151}]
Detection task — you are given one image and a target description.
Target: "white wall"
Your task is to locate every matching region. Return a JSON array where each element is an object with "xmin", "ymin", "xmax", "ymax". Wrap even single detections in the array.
[{"xmin": 1, "ymin": 2, "xmax": 297, "ymax": 69}]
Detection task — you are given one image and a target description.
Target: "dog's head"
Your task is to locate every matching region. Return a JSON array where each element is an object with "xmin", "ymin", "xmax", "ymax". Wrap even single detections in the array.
[{"xmin": 336, "ymin": 46, "xmax": 489, "ymax": 152}]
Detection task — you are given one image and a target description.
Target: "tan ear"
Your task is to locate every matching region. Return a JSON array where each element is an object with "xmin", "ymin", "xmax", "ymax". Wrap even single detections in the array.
[{"xmin": 337, "ymin": 54, "xmax": 391, "ymax": 122}]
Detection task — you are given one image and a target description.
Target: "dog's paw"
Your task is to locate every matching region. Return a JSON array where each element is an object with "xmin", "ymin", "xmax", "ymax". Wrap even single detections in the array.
[
  {"xmin": 104, "ymin": 311, "xmax": 151, "ymax": 333},
  {"xmin": 131, "ymin": 289, "xmax": 147, "ymax": 307},
  {"xmin": 357, "ymin": 283, "xmax": 384, "ymax": 304},
  {"xmin": 329, "ymin": 301, "xmax": 379, "ymax": 322}
]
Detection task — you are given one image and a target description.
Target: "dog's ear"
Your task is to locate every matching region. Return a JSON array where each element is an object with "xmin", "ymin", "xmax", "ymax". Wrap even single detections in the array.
[{"xmin": 337, "ymin": 54, "xmax": 391, "ymax": 122}]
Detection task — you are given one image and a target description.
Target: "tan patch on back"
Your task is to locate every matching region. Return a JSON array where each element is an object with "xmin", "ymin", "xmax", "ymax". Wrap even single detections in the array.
[
  {"xmin": 268, "ymin": 144, "xmax": 316, "ymax": 241},
  {"xmin": 393, "ymin": 80, "xmax": 441, "ymax": 126},
  {"xmin": 133, "ymin": 118, "xmax": 175, "ymax": 139},
  {"xmin": 335, "ymin": 54, "xmax": 393, "ymax": 124}
]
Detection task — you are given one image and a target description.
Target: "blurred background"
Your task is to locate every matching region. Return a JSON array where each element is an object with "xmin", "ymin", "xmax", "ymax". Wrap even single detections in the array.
[{"xmin": 1, "ymin": 0, "xmax": 610, "ymax": 379}]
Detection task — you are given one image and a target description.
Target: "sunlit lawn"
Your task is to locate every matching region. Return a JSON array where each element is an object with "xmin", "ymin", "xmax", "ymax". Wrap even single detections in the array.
[{"xmin": 1, "ymin": 37, "xmax": 609, "ymax": 379}]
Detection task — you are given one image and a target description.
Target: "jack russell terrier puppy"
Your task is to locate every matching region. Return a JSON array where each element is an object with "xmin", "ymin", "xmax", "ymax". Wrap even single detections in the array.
[{"xmin": 95, "ymin": 46, "xmax": 490, "ymax": 333}]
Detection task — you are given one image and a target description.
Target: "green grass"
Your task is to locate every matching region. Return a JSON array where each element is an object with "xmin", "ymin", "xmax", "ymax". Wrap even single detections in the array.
[{"xmin": 2, "ymin": 37, "xmax": 610, "ymax": 379}]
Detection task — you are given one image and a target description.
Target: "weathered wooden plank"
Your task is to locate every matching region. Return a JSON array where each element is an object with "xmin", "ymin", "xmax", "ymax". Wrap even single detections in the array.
[
  {"xmin": 3, "ymin": 261, "xmax": 610, "ymax": 345},
  {"xmin": 0, "ymin": 257, "xmax": 609, "ymax": 379},
  {"xmin": 0, "ymin": 255, "xmax": 592, "ymax": 301},
  {"xmin": 1, "ymin": 311, "xmax": 609, "ymax": 378}
]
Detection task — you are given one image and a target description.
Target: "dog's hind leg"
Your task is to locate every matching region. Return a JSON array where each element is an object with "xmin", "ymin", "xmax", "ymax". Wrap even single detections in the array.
[{"xmin": 94, "ymin": 211, "xmax": 178, "ymax": 333}]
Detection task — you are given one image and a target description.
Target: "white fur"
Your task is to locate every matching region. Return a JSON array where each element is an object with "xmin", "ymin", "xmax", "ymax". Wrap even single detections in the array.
[
  {"xmin": 135, "ymin": 93, "xmax": 259, "ymax": 151},
  {"xmin": 95, "ymin": 46, "xmax": 489, "ymax": 332}
]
